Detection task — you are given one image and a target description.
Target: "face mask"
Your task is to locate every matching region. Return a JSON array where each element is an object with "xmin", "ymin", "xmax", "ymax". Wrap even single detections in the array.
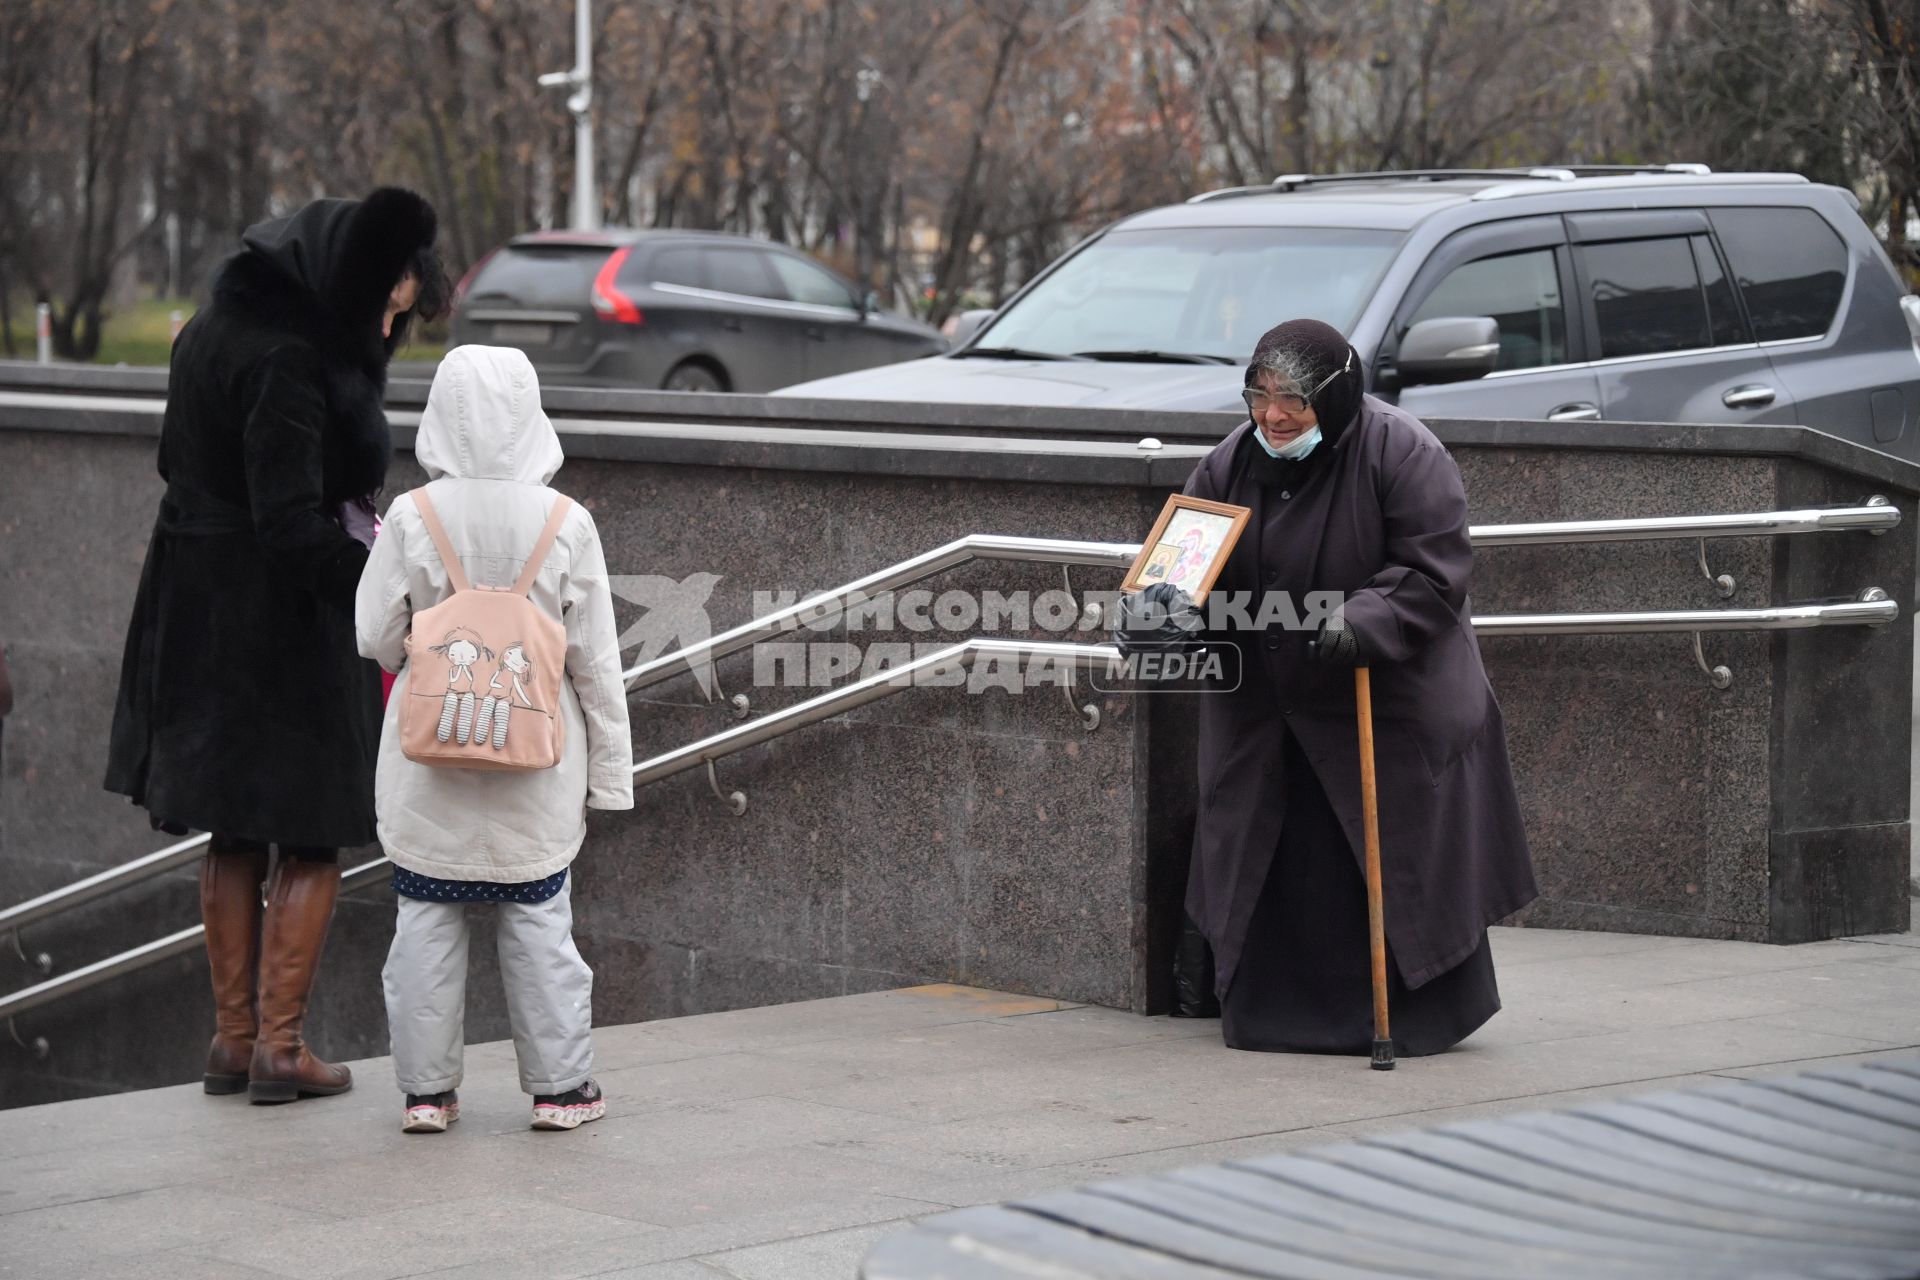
[{"xmin": 1254, "ymin": 424, "xmax": 1321, "ymax": 461}]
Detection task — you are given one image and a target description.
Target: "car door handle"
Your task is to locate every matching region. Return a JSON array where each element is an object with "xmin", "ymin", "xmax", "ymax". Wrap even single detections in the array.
[
  {"xmin": 805, "ymin": 326, "xmax": 826, "ymax": 341},
  {"xmin": 1723, "ymin": 384, "xmax": 1776, "ymax": 409},
  {"xmin": 1547, "ymin": 402, "xmax": 1602, "ymax": 421},
  {"xmin": 720, "ymin": 316, "xmax": 744, "ymax": 332}
]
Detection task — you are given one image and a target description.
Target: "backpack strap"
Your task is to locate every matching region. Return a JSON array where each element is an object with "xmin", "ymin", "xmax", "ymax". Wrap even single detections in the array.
[
  {"xmin": 409, "ymin": 489, "xmax": 472, "ymax": 594},
  {"xmin": 512, "ymin": 496, "xmax": 574, "ymax": 597}
]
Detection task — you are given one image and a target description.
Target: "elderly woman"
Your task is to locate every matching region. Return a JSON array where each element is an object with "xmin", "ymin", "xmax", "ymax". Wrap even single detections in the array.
[
  {"xmin": 1123, "ymin": 318, "xmax": 1536, "ymax": 1056},
  {"xmin": 106, "ymin": 189, "xmax": 445, "ymax": 1102}
]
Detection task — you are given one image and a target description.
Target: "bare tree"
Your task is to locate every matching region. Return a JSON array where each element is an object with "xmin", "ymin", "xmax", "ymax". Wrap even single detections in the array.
[
  {"xmin": 604, "ymin": 0, "xmax": 694, "ymax": 225},
  {"xmin": 2, "ymin": 0, "xmax": 176, "ymax": 359},
  {"xmin": 7, "ymin": 0, "xmax": 1914, "ymax": 361},
  {"xmin": 1640, "ymin": 0, "xmax": 1854, "ymax": 185},
  {"xmin": 1842, "ymin": 0, "xmax": 1920, "ymax": 270}
]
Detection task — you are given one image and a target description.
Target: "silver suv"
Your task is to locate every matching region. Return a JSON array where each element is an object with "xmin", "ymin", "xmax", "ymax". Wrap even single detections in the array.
[{"xmin": 777, "ymin": 166, "xmax": 1920, "ymax": 458}]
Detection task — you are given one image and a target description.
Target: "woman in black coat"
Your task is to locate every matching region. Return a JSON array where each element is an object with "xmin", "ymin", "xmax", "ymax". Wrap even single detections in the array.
[
  {"xmin": 1125, "ymin": 318, "xmax": 1537, "ymax": 1056},
  {"xmin": 105, "ymin": 188, "xmax": 445, "ymax": 1102}
]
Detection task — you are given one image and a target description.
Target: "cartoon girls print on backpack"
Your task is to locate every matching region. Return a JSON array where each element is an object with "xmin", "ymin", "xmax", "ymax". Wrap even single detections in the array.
[
  {"xmin": 429, "ymin": 627, "xmax": 494, "ymax": 744},
  {"xmin": 480, "ymin": 643, "xmax": 541, "ymax": 750},
  {"xmin": 393, "ymin": 488, "xmax": 572, "ymax": 772}
]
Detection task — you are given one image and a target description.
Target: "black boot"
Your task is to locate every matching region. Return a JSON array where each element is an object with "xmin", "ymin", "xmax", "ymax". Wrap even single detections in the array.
[{"xmin": 1171, "ymin": 916, "xmax": 1220, "ymax": 1019}]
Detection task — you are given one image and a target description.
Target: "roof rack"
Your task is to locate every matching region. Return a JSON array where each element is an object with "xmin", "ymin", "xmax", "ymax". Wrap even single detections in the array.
[
  {"xmin": 1473, "ymin": 169, "xmax": 1803, "ymax": 201},
  {"xmin": 1549, "ymin": 163, "xmax": 1713, "ymax": 177},
  {"xmin": 1186, "ymin": 163, "xmax": 1715, "ymax": 204}
]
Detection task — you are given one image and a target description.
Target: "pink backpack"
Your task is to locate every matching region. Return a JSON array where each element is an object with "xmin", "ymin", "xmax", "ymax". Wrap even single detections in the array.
[{"xmin": 400, "ymin": 489, "xmax": 572, "ymax": 771}]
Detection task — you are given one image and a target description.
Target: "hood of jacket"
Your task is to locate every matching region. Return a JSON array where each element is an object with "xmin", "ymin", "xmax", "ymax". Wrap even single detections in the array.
[
  {"xmin": 415, "ymin": 345, "xmax": 566, "ymax": 484},
  {"xmin": 214, "ymin": 187, "xmax": 438, "ymax": 375}
]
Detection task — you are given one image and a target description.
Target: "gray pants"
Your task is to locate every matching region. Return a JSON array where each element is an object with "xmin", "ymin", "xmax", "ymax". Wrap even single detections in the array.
[{"xmin": 382, "ymin": 881, "xmax": 594, "ymax": 1096}]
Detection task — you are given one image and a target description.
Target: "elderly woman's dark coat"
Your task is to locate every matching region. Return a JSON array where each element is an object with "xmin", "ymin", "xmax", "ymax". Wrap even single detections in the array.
[
  {"xmin": 1182, "ymin": 391, "xmax": 1537, "ymax": 1053},
  {"xmin": 104, "ymin": 190, "xmax": 437, "ymax": 848}
]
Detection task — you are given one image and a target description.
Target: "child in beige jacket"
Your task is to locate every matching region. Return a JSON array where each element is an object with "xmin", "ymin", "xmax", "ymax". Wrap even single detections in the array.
[{"xmin": 355, "ymin": 345, "xmax": 632, "ymax": 1133}]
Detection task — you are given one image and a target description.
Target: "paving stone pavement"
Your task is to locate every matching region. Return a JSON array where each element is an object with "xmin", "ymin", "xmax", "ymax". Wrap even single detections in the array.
[{"xmin": 2, "ymin": 916, "xmax": 1916, "ymax": 1280}]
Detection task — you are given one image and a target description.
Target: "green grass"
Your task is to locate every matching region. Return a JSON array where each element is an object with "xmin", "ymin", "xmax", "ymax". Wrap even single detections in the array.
[
  {"xmin": 396, "ymin": 334, "xmax": 448, "ymax": 363},
  {"xmin": 3, "ymin": 295, "xmax": 446, "ymax": 367}
]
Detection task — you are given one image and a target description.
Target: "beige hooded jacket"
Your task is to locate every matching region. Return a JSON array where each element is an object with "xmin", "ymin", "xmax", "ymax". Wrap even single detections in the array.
[{"xmin": 355, "ymin": 345, "xmax": 633, "ymax": 881}]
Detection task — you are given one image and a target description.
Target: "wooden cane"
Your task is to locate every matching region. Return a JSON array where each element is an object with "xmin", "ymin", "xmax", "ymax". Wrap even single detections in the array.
[{"xmin": 1354, "ymin": 666, "xmax": 1395, "ymax": 1070}]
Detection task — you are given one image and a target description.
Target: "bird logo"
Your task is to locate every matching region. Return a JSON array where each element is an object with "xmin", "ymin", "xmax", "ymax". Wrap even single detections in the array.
[{"xmin": 610, "ymin": 573, "xmax": 724, "ymax": 700}]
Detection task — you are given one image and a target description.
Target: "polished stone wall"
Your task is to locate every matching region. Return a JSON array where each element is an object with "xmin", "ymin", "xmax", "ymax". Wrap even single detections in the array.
[
  {"xmin": 1457, "ymin": 447, "xmax": 1913, "ymax": 942},
  {"xmin": 2, "ymin": 388, "xmax": 1913, "ymax": 1106}
]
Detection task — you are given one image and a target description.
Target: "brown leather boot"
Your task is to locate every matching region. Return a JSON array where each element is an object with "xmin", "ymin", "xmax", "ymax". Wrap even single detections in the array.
[
  {"xmin": 248, "ymin": 858, "xmax": 353, "ymax": 1103},
  {"xmin": 202, "ymin": 842, "xmax": 268, "ymax": 1094}
]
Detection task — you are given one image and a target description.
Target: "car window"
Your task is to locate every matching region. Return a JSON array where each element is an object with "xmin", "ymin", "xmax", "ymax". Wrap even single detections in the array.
[
  {"xmin": 1709, "ymin": 207, "xmax": 1848, "ymax": 341},
  {"xmin": 767, "ymin": 254, "xmax": 857, "ymax": 309},
  {"xmin": 705, "ymin": 249, "xmax": 782, "ymax": 300},
  {"xmin": 465, "ymin": 245, "xmax": 610, "ymax": 309},
  {"xmin": 974, "ymin": 226, "xmax": 1401, "ymax": 360},
  {"xmin": 647, "ymin": 246, "xmax": 708, "ymax": 290},
  {"xmin": 1406, "ymin": 249, "xmax": 1566, "ymax": 371},
  {"xmin": 1690, "ymin": 235, "xmax": 1747, "ymax": 348},
  {"xmin": 1580, "ymin": 237, "xmax": 1713, "ymax": 359}
]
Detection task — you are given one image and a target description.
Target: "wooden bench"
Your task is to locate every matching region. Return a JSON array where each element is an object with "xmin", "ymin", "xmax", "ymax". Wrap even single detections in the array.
[{"xmin": 862, "ymin": 1057, "xmax": 1920, "ymax": 1279}]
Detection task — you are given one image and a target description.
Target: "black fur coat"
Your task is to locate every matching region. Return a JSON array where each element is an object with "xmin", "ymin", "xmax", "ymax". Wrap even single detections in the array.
[{"xmin": 105, "ymin": 189, "xmax": 437, "ymax": 847}]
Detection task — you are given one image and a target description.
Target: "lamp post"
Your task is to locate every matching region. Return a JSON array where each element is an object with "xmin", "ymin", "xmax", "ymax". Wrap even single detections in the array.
[{"xmin": 538, "ymin": 0, "xmax": 597, "ymax": 230}]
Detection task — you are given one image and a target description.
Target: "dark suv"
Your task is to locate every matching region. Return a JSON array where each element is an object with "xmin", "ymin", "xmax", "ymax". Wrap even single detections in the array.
[
  {"xmin": 777, "ymin": 166, "xmax": 1920, "ymax": 459},
  {"xmin": 450, "ymin": 229, "xmax": 945, "ymax": 392}
]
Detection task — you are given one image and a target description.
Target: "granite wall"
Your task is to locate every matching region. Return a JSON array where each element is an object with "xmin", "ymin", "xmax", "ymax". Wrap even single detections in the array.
[
  {"xmin": 1454, "ymin": 446, "xmax": 1913, "ymax": 942},
  {"xmin": 2, "ymin": 388, "xmax": 1913, "ymax": 1107}
]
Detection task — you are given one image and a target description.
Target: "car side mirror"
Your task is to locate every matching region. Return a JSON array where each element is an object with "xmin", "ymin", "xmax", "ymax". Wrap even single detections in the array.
[
  {"xmin": 1396, "ymin": 316, "xmax": 1500, "ymax": 386},
  {"xmin": 943, "ymin": 309, "xmax": 994, "ymax": 346}
]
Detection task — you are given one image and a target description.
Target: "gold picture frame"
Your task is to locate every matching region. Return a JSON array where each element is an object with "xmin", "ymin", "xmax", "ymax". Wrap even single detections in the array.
[{"xmin": 1122, "ymin": 494, "xmax": 1251, "ymax": 606}]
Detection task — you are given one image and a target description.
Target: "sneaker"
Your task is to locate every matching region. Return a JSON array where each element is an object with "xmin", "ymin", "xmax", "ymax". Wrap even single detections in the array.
[
  {"xmin": 402, "ymin": 1091, "xmax": 459, "ymax": 1133},
  {"xmin": 531, "ymin": 1079, "xmax": 605, "ymax": 1131}
]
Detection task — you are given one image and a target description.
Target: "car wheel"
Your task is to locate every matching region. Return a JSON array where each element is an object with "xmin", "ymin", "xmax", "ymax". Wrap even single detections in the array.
[{"xmin": 664, "ymin": 361, "xmax": 726, "ymax": 392}]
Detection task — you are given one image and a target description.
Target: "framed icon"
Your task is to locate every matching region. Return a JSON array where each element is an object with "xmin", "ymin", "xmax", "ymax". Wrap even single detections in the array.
[{"xmin": 1122, "ymin": 494, "xmax": 1251, "ymax": 606}]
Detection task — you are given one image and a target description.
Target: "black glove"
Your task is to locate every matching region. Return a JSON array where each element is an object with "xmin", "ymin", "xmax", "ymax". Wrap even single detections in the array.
[
  {"xmin": 1111, "ymin": 582, "xmax": 1205, "ymax": 658},
  {"xmin": 1171, "ymin": 914, "xmax": 1220, "ymax": 1019},
  {"xmin": 1309, "ymin": 619, "xmax": 1361, "ymax": 667}
]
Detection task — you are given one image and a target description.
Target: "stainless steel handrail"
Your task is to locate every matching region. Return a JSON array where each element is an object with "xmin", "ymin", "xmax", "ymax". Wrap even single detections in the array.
[
  {"xmin": 0, "ymin": 832, "xmax": 210, "ymax": 937},
  {"xmin": 9, "ymin": 504, "xmax": 1904, "ymax": 929},
  {"xmin": 622, "ymin": 503, "xmax": 1898, "ymax": 693},
  {"xmin": 1469, "ymin": 501, "xmax": 1898, "ymax": 547},
  {"xmin": 1472, "ymin": 592, "xmax": 1897, "ymax": 635},
  {"xmin": 631, "ymin": 593, "xmax": 1897, "ymax": 787},
  {"xmin": 632, "ymin": 639, "xmax": 1119, "ymax": 788},
  {"xmin": 0, "ymin": 542, "xmax": 1114, "ymax": 958},
  {"xmin": 623, "ymin": 535, "xmax": 1138, "ymax": 693},
  {"xmin": 0, "ymin": 857, "xmax": 392, "ymax": 1023}
]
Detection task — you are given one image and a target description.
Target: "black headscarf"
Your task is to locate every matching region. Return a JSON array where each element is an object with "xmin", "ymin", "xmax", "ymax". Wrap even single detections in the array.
[
  {"xmin": 1243, "ymin": 318, "xmax": 1365, "ymax": 444},
  {"xmin": 239, "ymin": 187, "xmax": 443, "ymax": 369},
  {"xmin": 1234, "ymin": 318, "xmax": 1364, "ymax": 490}
]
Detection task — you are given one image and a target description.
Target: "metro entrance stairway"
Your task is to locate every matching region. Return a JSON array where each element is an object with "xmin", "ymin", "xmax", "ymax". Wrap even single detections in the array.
[{"xmin": 863, "ymin": 1056, "xmax": 1920, "ymax": 1279}]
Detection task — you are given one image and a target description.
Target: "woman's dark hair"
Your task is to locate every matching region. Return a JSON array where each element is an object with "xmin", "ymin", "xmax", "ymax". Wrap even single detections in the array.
[{"xmin": 386, "ymin": 244, "xmax": 451, "ymax": 352}]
